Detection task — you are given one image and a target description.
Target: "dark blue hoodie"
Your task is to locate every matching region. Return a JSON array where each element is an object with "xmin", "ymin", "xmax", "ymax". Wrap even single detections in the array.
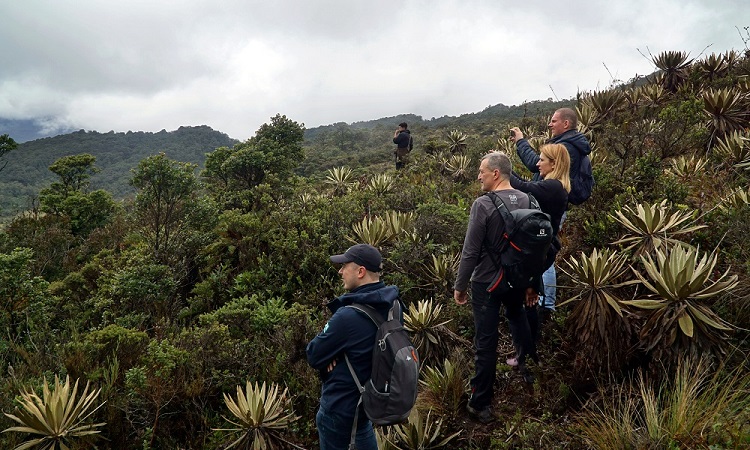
[
  {"xmin": 515, "ymin": 129, "xmax": 592, "ymax": 182},
  {"xmin": 306, "ymin": 281, "xmax": 400, "ymax": 418}
]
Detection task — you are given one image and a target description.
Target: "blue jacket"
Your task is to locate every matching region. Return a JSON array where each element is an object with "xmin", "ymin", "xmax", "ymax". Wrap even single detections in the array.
[
  {"xmin": 393, "ymin": 129, "xmax": 412, "ymax": 149},
  {"xmin": 306, "ymin": 282, "xmax": 400, "ymax": 418},
  {"xmin": 515, "ymin": 130, "xmax": 592, "ymax": 183}
]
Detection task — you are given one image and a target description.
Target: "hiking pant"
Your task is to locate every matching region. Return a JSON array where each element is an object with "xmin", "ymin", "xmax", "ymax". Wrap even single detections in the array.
[
  {"xmin": 468, "ymin": 281, "xmax": 538, "ymax": 410},
  {"xmin": 539, "ymin": 211, "xmax": 566, "ymax": 310},
  {"xmin": 316, "ymin": 405, "xmax": 377, "ymax": 450}
]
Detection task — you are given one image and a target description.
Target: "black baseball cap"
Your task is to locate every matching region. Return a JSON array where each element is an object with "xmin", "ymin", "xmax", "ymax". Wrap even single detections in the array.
[{"xmin": 330, "ymin": 244, "xmax": 383, "ymax": 273}]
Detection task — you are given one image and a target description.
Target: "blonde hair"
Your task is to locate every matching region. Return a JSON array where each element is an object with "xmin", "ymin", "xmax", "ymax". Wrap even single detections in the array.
[{"xmin": 540, "ymin": 144, "xmax": 571, "ymax": 192}]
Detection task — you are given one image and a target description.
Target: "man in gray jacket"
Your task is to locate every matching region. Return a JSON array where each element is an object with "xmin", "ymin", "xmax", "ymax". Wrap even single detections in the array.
[{"xmin": 454, "ymin": 152, "xmax": 539, "ymax": 423}]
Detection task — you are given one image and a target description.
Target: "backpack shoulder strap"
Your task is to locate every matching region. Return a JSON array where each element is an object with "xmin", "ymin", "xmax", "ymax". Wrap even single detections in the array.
[
  {"xmin": 527, "ymin": 193, "xmax": 541, "ymax": 211},
  {"xmin": 485, "ymin": 191, "xmax": 514, "ymax": 229},
  {"xmin": 347, "ymin": 303, "xmax": 384, "ymax": 326}
]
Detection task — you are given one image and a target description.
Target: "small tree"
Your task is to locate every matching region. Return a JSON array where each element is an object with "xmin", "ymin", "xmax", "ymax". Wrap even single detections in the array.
[
  {"xmin": 130, "ymin": 153, "xmax": 197, "ymax": 262},
  {"xmin": 0, "ymin": 133, "xmax": 18, "ymax": 174}
]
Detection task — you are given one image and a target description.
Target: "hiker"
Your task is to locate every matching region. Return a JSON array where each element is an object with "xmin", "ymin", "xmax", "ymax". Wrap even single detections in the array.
[
  {"xmin": 510, "ymin": 107, "xmax": 593, "ymax": 313},
  {"xmin": 393, "ymin": 122, "xmax": 413, "ymax": 170},
  {"xmin": 504, "ymin": 143, "xmax": 570, "ymax": 366},
  {"xmin": 306, "ymin": 244, "xmax": 400, "ymax": 450},
  {"xmin": 454, "ymin": 152, "xmax": 541, "ymax": 424}
]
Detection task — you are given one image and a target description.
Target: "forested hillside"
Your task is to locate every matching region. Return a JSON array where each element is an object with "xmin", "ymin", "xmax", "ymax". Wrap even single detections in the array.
[
  {"xmin": 0, "ymin": 49, "xmax": 749, "ymax": 450},
  {"xmin": 0, "ymin": 126, "xmax": 238, "ymax": 218},
  {"xmin": 0, "ymin": 99, "xmax": 572, "ymax": 220}
]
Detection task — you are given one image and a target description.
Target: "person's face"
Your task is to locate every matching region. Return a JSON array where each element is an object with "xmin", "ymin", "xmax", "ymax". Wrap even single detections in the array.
[
  {"xmin": 548, "ymin": 112, "xmax": 568, "ymax": 137},
  {"xmin": 338, "ymin": 261, "xmax": 363, "ymax": 290},
  {"xmin": 477, "ymin": 159, "xmax": 498, "ymax": 192},
  {"xmin": 537, "ymin": 153, "xmax": 556, "ymax": 178}
]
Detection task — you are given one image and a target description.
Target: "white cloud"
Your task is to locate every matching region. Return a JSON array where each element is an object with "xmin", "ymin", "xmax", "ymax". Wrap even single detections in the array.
[{"xmin": 1, "ymin": 0, "xmax": 749, "ymax": 140}]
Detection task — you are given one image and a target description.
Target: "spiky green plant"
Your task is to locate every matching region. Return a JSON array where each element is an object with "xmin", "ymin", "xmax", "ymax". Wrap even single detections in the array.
[
  {"xmin": 383, "ymin": 211, "xmax": 416, "ymax": 239},
  {"xmin": 559, "ymin": 248, "xmax": 639, "ymax": 371},
  {"xmin": 383, "ymin": 409, "xmax": 461, "ymax": 449},
  {"xmin": 622, "ymin": 246, "xmax": 737, "ymax": 360},
  {"xmin": 583, "ymin": 89, "xmax": 625, "ymax": 119},
  {"xmin": 446, "ymin": 130, "xmax": 467, "ymax": 154},
  {"xmin": 666, "ymin": 155, "xmax": 708, "ymax": 178},
  {"xmin": 712, "ymin": 129, "xmax": 750, "ymax": 164},
  {"xmin": 2, "ymin": 375, "xmax": 106, "ymax": 450},
  {"xmin": 611, "ymin": 200, "xmax": 706, "ymax": 257},
  {"xmin": 446, "ymin": 154, "xmax": 471, "ymax": 181},
  {"xmin": 576, "ymin": 103, "xmax": 599, "ymax": 135},
  {"xmin": 404, "ymin": 299, "xmax": 452, "ymax": 364},
  {"xmin": 698, "ymin": 53, "xmax": 730, "ymax": 81},
  {"xmin": 703, "ymin": 88, "xmax": 748, "ymax": 142},
  {"xmin": 367, "ymin": 173, "xmax": 395, "ymax": 195},
  {"xmin": 216, "ymin": 381, "xmax": 299, "ymax": 450},
  {"xmin": 495, "ymin": 137, "xmax": 516, "ymax": 155},
  {"xmin": 419, "ymin": 358, "xmax": 469, "ymax": 422},
  {"xmin": 350, "ymin": 216, "xmax": 393, "ymax": 247},
  {"xmin": 718, "ymin": 186, "xmax": 750, "ymax": 212},
  {"xmin": 652, "ymin": 50, "xmax": 692, "ymax": 92},
  {"xmin": 640, "ymin": 83, "xmax": 667, "ymax": 107},
  {"xmin": 738, "ymin": 74, "xmax": 750, "ymax": 93},
  {"xmin": 424, "ymin": 252, "xmax": 460, "ymax": 293},
  {"xmin": 324, "ymin": 166, "xmax": 356, "ymax": 196}
]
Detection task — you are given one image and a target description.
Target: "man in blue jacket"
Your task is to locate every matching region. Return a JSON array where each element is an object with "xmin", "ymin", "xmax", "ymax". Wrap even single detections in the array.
[
  {"xmin": 510, "ymin": 108, "xmax": 592, "ymax": 314},
  {"xmin": 306, "ymin": 244, "xmax": 399, "ymax": 450}
]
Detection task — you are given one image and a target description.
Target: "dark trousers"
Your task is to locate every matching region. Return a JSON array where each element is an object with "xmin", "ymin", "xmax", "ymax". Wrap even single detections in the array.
[{"xmin": 468, "ymin": 281, "xmax": 538, "ymax": 410}]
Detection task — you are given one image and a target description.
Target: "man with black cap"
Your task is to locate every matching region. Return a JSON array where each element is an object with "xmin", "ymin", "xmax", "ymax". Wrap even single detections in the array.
[{"xmin": 306, "ymin": 244, "xmax": 401, "ymax": 450}]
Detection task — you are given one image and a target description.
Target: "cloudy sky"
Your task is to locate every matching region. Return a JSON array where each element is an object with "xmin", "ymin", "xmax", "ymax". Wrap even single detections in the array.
[{"xmin": 2, "ymin": 0, "xmax": 749, "ymax": 140}]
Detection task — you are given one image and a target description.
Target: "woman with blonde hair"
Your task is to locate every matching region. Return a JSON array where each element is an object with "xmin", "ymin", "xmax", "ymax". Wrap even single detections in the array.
[
  {"xmin": 505, "ymin": 143, "xmax": 570, "ymax": 367},
  {"xmin": 511, "ymin": 143, "xmax": 570, "ymax": 236}
]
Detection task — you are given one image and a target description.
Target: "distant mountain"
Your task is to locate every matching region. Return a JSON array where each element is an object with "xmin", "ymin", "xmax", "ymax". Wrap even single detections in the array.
[
  {"xmin": 0, "ymin": 117, "xmax": 76, "ymax": 143},
  {"xmin": 0, "ymin": 125, "xmax": 238, "ymax": 218}
]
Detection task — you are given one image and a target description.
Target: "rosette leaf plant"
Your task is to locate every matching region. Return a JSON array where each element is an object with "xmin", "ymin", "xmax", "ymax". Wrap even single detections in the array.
[
  {"xmin": 382, "ymin": 409, "xmax": 461, "ymax": 450},
  {"xmin": 666, "ymin": 155, "xmax": 708, "ymax": 179},
  {"xmin": 324, "ymin": 166, "xmax": 356, "ymax": 196},
  {"xmin": 446, "ymin": 155, "xmax": 471, "ymax": 181},
  {"xmin": 367, "ymin": 173, "xmax": 395, "ymax": 195},
  {"xmin": 350, "ymin": 216, "xmax": 392, "ymax": 247},
  {"xmin": 622, "ymin": 246, "xmax": 738, "ymax": 361},
  {"xmin": 703, "ymin": 88, "xmax": 748, "ymax": 143},
  {"xmin": 404, "ymin": 299, "xmax": 453, "ymax": 365},
  {"xmin": 652, "ymin": 50, "xmax": 692, "ymax": 93},
  {"xmin": 611, "ymin": 200, "xmax": 706, "ymax": 257},
  {"xmin": 216, "ymin": 381, "xmax": 299, "ymax": 450},
  {"xmin": 559, "ymin": 248, "xmax": 639, "ymax": 372},
  {"xmin": 2, "ymin": 375, "xmax": 106, "ymax": 450}
]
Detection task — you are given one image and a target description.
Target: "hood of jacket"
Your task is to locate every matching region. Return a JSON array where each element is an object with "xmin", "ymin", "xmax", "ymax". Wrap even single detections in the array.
[
  {"xmin": 552, "ymin": 129, "xmax": 592, "ymax": 156},
  {"xmin": 326, "ymin": 281, "xmax": 398, "ymax": 313}
]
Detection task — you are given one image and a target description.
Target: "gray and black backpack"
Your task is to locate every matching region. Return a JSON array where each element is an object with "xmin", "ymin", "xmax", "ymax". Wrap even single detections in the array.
[
  {"xmin": 344, "ymin": 300, "xmax": 419, "ymax": 447},
  {"xmin": 485, "ymin": 192, "xmax": 556, "ymax": 294}
]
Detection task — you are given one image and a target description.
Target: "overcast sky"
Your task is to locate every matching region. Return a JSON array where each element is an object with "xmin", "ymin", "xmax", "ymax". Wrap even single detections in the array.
[{"xmin": 2, "ymin": 0, "xmax": 749, "ymax": 140}]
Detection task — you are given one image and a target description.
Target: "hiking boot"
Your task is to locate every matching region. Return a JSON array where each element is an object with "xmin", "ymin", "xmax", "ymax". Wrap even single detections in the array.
[
  {"xmin": 518, "ymin": 364, "xmax": 535, "ymax": 384},
  {"xmin": 466, "ymin": 404, "xmax": 495, "ymax": 424}
]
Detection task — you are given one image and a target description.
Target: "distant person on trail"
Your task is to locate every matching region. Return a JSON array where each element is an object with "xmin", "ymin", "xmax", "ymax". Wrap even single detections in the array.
[
  {"xmin": 306, "ymin": 244, "xmax": 400, "ymax": 450},
  {"xmin": 454, "ymin": 152, "xmax": 540, "ymax": 424},
  {"xmin": 509, "ymin": 107, "xmax": 593, "ymax": 314},
  {"xmin": 393, "ymin": 122, "xmax": 413, "ymax": 170}
]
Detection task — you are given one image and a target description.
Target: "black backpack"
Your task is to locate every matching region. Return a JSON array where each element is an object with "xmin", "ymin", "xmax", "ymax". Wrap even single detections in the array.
[
  {"xmin": 408, "ymin": 135, "xmax": 414, "ymax": 152},
  {"xmin": 344, "ymin": 301, "xmax": 419, "ymax": 446},
  {"xmin": 485, "ymin": 192, "xmax": 555, "ymax": 293},
  {"xmin": 568, "ymin": 154, "xmax": 593, "ymax": 205}
]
